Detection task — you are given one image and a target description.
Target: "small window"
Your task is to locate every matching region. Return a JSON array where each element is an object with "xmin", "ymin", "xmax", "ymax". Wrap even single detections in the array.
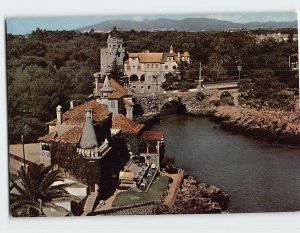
[
  {"xmin": 148, "ymin": 86, "xmax": 151, "ymax": 89},
  {"xmin": 118, "ymin": 44, "xmax": 120, "ymax": 48},
  {"xmin": 133, "ymin": 86, "xmax": 136, "ymax": 88},
  {"xmin": 141, "ymin": 86, "xmax": 144, "ymax": 88},
  {"xmin": 156, "ymin": 64, "xmax": 159, "ymax": 68},
  {"xmin": 138, "ymin": 65, "xmax": 141, "ymax": 70},
  {"xmin": 151, "ymin": 64, "xmax": 154, "ymax": 68},
  {"xmin": 113, "ymin": 45, "xmax": 116, "ymax": 48},
  {"xmin": 127, "ymin": 65, "xmax": 130, "ymax": 70},
  {"xmin": 111, "ymin": 101, "xmax": 115, "ymax": 108},
  {"xmin": 147, "ymin": 64, "xmax": 150, "ymax": 69},
  {"xmin": 165, "ymin": 65, "xmax": 168, "ymax": 70}
]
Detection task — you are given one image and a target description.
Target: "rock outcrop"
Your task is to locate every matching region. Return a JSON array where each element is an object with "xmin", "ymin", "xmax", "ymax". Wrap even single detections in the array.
[
  {"xmin": 214, "ymin": 106, "xmax": 300, "ymax": 137},
  {"xmin": 165, "ymin": 176, "xmax": 229, "ymax": 214}
]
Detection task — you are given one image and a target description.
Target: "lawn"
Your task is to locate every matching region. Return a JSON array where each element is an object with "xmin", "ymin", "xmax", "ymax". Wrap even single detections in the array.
[{"xmin": 112, "ymin": 176, "xmax": 169, "ymax": 207}]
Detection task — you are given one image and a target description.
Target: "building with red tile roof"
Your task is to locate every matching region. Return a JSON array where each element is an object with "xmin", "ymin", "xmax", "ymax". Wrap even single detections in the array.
[
  {"xmin": 124, "ymin": 45, "xmax": 190, "ymax": 94},
  {"xmin": 112, "ymin": 113, "xmax": 144, "ymax": 134}
]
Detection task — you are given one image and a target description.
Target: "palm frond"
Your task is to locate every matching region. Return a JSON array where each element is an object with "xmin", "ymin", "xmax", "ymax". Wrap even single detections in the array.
[{"xmin": 42, "ymin": 202, "xmax": 74, "ymax": 216}]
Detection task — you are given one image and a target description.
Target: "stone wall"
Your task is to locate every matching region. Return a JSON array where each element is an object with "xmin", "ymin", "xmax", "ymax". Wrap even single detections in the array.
[{"xmin": 133, "ymin": 91, "xmax": 216, "ymax": 116}]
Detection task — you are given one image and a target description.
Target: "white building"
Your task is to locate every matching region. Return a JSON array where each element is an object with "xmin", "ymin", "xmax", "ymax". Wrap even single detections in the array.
[{"xmin": 124, "ymin": 46, "xmax": 191, "ymax": 94}]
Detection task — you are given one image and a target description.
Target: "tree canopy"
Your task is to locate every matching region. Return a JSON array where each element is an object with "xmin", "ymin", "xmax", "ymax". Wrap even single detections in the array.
[{"xmin": 7, "ymin": 28, "xmax": 298, "ymax": 141}]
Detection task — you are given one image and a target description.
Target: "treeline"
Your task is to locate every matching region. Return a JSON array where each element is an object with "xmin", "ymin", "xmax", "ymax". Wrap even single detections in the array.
[{"xmin": 6, "ymin": 28, "xmax": 298, "ymax": 141}]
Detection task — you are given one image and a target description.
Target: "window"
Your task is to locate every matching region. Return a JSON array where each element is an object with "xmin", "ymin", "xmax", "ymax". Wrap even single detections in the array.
[
  {"xmin": 138, "ymin": 65, "xmax": 141, "ymax": 70},
  {"xmin": 42, "ymin": 143, "xmax": 50, "ymax": 151},
  {"xmin": 165, "ymin": 65, "xmax": 168, "ymax": 70},
  {"xmin": 118, "ymin": 44, "xmax": 120, "ymax": 48},
  {"xmin": 156, "ymin": 64, "xmax": 159, "ymax": 68},
  {"xmin": 168, "ymin": 57, "xmax": 173, "ymax": 61},
  {"xmin": 151, "ymin": 64, "xmax": 154, "ymax": 68},
  {"xmin": 148, "ymin": 86, "xmax": 151, "ymax": 89},
  {"xmin": 111, "ymin": 101, "xmax": 115, "ymax": 108},
  {"xmin": 147, "ymin": 64, "xmax": 150, "ymax": 69},
  {"xmin": 133, "ymin": 86, "xmax": 136, "ymax": 88},
  {"xmin": 127, "ymin": 65, "xmax": 130, "ymax": 70},
  {"xmin": 113, "ymin": 45, "xmax": 116, "ymax": 48},
  {"xmin": 141, "ymin": 86, "xmax": 144, "ymax": 88}
]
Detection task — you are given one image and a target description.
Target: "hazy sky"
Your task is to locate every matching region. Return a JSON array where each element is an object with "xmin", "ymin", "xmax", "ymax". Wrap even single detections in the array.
[{"xmin": 6, "ymin": 12, "xmax": 297, "ymax": 35}]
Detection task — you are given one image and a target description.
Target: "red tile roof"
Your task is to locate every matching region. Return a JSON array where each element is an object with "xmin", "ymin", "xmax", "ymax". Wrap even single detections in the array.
[
  {"xmin": 54, "ymin": 126, "xmax": 83, "ymax": 144},
  {"xmin": 98, "ymin": 78, "xmax": 129, "ymax": 99},
  {"xmin": 142, "ymin": 131, "xmax": 164, "ymax": 140},
  {"xmin": 112, "ymin": 113, "xmax": 144, "ymax": 134},
  {"xmin": 128, "ymin": 53, "xmax": 163, "ymax": 63},
  {"xmin": 38, "ymin": 131, "xmax": 57, "ymax": 143},
  {"xmin": 63, "ymin": 99, "xmax": 110, "ymax": 125}
]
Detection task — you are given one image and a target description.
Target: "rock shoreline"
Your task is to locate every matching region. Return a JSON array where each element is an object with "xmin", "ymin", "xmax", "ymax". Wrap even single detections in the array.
[
  {"xmin": 212, "ymin": 106, "xmax": 300, "ymax": 142},
  {"xmin": 156, "ymin": 175, "xmax": 229, "ymax": 214}
]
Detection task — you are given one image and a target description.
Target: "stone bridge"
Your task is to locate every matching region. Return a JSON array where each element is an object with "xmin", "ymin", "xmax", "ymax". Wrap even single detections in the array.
[
  {"xmin": 133, "ymin": 89, "xmax": 239, "ymax": 115},
  {"xmin": 133, "ymin": 91, "xmax": 206, "ymax": 115}
]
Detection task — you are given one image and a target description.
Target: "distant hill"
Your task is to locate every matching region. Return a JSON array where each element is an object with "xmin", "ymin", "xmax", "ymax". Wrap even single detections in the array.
[{"xmin": 78, "ymin": 17, "xmax": 298, "ymax": 32}]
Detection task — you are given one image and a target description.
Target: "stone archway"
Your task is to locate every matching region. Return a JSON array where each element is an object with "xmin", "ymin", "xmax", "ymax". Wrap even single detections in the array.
[
  {"xmin": 160, "ymin": 97, "xmax": 186, "ymax": 113},
  {"xmin": 129, "ymin": 74, "xmax": 139, "ymax": 82},
  {"xmin": 140, "ymin": 74, "xmax": 145, "ymax": 82}
]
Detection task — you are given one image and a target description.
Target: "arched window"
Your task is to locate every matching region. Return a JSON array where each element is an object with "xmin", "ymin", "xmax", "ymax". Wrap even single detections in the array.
[
  {"xmin": 129, "ymin": 74, "xmax": 139, "ymax": 82},
  {"xmin": 140, "ymin": 74, "xmax": 145, "ymax": 82}
]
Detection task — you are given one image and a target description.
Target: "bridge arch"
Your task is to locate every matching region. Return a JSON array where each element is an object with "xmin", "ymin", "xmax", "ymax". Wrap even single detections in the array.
[
  {"xmin": 133, "ymin": 92, "xmax": 201, "ymax": 116},
  {"xmin": 160, "ymin": 97, "xmax": 186, "ymax": 113}
]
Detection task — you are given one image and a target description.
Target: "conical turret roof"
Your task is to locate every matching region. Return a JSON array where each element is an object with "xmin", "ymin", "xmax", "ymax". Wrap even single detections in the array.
[
  {"xmin": 79, "ymin": 109, "xmax": 98, "ymax": 149},
  {"xmin": 100, "ymin": 75, "xmax": 115, "ymax": 92}
]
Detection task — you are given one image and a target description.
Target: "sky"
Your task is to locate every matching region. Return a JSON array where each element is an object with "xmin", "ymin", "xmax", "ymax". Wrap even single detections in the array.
[{"xmin": 6, "ymin": 12, "xmax": 297, "ymax": 35}]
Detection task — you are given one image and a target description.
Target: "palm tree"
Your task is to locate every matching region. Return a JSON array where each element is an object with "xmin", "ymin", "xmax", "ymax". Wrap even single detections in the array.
[{"xmin": 10, "ymin": 164, "xmax": 81, "ymax": 217}]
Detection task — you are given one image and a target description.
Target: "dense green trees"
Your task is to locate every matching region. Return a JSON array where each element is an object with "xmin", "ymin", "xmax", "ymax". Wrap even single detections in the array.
[
  {"xmin": 10, "ymin": 164, "xmax": 80, "ymax": 217},
  {"xmin": 7, "ymin": 30, "xmax": 98, "ymax": 141},
  {"xmin": 238, "ymin": 69, "xmax": 295, "ymax": 110},
  {"xmin": 7, "ymin": 28, "xmax": 298, "ymax": 140}
]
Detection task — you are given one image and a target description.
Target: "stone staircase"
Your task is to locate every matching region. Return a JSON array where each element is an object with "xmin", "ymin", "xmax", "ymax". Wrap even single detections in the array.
[{"xmin": 82, "ymin": 192, "xmax": 98, "ymax": 216}]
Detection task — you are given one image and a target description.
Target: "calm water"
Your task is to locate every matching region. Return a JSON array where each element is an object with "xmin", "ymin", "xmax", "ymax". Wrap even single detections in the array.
[{"xmin": 150, "ymin": 113, "xmax": 300, "ymax": 213}]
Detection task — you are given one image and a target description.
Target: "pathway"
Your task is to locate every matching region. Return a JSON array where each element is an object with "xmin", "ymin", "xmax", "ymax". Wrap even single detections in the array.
[{"xmin": 163, "ymin": 170, "xmax": 184, "ymax": 206}]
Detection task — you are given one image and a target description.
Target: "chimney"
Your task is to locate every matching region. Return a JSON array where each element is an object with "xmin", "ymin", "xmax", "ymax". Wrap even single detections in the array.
[
  {"xmin": 85, "ymin": 108, "xmax": 93, "ymax": 121},
  {"xmin": 95, "ymin": 76, "xmax": 99, "ymax": 94},
  {"xmin": 170, "ymin": 45, "xmax": 173, "ymax": 53},
  {"xmin": 70, "ymin": 100, "xmax": 74, "ymax": 110},
  {"xmin": 56, "ymin": 105, "xmax": 62, "ymax": 125}
]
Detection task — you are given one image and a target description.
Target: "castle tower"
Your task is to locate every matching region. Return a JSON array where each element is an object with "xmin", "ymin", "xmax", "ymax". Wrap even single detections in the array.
[{"xmin": 100, "ymin": 25, "xmax": 125, "ymax": 77}]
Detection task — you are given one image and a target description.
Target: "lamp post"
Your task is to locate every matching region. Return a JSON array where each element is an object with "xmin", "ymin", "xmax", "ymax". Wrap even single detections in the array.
[
  {"xmin": 198, "ymin": 61, "xmax": 204, "ymax": 90},
  {"xmin": 238, "ymin": 66, "xmax": 242, "ymax": 81},
  {"xmin": 21, "ymin": 135, "xmax": 25, "ymax": 168}
]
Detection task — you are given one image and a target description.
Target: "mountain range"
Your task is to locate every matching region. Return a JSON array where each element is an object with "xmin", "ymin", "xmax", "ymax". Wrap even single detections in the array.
[{"xmin": 78, "ymin": 18, "xmax": 298, "ymax": 32}]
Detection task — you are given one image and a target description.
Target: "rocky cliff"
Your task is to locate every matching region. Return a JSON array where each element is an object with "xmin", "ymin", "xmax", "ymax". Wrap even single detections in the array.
[{"xmin": 214, "ymin": 106, "xmax": 300, "ymax": 137}]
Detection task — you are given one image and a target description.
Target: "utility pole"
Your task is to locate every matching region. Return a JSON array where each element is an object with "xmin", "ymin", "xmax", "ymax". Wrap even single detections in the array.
[
  {"xmin": 288, "ymin": 55, "xmax": 291, "ymax": 68},
  {"xmin": 198, "ymin": 61, "xmax": 203, "ymax": 89},
  {"xmin": 238, "ymin": 66, "xmax": 242, "ymax": 81}
]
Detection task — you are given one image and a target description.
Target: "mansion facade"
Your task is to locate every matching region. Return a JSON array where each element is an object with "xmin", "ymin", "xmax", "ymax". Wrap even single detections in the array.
[
  {"xmin": 124, "ymin": 47, "xmax": 190, "ymax": 94},
  {"xmin": 99, "ymin": 25, "xmax": 191, "ymax": 94}
]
